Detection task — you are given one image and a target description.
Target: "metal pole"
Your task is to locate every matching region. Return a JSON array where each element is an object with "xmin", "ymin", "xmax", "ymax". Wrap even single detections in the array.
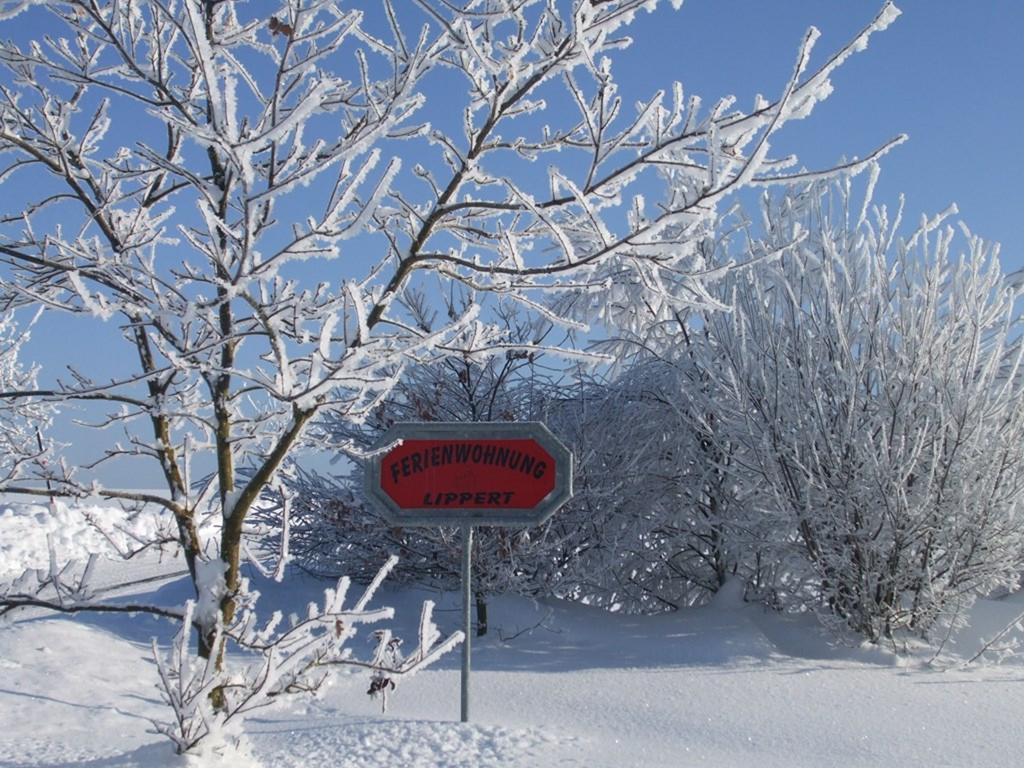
[{"xmin": 460, "ymin": 523, "xmax": 473, "ymax": 723}]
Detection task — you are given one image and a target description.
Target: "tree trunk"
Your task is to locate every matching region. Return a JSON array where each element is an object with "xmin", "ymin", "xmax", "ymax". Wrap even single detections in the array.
[{"xmin": 475, "ymin": 592, "xmax": 488, "ymax": 637}]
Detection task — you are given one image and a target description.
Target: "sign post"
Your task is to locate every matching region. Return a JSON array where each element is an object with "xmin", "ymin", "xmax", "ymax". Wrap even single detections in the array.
[
  {"xmin": 364, "ymin": 422, "xmax": 572, "ymax": 722},
  {"xmin": 460, "ymin": 523, "xmax": 472, "ymax": 722}
]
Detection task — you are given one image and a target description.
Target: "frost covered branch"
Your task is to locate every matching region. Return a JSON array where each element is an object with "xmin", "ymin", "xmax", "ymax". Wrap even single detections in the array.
[{"xmin": 150, "ymin": 557, "xmax": 462, "ymax": 755}]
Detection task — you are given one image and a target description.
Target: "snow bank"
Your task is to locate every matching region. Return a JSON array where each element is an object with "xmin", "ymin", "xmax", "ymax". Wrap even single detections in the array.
[{"xmin": 0, "ymin": 499, "xmax": 169, "ymax": 579}]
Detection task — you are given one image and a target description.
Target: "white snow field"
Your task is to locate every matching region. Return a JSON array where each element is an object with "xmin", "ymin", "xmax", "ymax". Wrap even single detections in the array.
[{"xmin": 3, "ymin": 519, "xmax": 1024, "ymax": 767}]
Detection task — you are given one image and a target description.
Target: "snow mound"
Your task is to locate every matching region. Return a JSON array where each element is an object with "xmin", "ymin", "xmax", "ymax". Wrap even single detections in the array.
[{"xmin": 0, "ymin": 499, "xmax": 169, "ymax": 579}]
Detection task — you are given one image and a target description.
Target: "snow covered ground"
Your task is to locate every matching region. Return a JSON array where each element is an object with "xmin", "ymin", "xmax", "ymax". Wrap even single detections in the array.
[{"xmin": 3, "ymin": 546, "xmax": 1024, "ymax": 768}]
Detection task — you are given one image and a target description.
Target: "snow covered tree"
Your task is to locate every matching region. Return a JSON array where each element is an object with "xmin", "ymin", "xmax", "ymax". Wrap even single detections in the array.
[
  {"xmin": 0, "ymin": 0, "xmax": 907, "ymax": 731},
  {"xmin": 708, "ymin": 176, "xmax": 1024, "ymax": 641}
]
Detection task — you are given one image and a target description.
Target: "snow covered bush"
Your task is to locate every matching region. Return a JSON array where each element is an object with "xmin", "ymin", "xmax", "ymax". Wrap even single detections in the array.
[
  {"xmin": 543, "ymin": 354, "xmax": 742, "ymax": 613},
  {"xmin": 708, "ymin": 177, "xmax": 1024, "ymax": 641},
  {"xmin": 546, "ymin": 172, "xmax": 1024, "ymax": 643},
  {"xmin": 0, "ymin": 497, "xmax": 173, "ymax": 613}
]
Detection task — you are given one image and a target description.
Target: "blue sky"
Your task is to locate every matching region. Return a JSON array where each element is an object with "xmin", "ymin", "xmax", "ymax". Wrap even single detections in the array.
[
  {"xmin": 619, "ymin": 1, "xmax": 1023, "ymax": 267},
  {"xmin": 4, "ymin": 0, "xmax": 1022, "ymax": 487}
]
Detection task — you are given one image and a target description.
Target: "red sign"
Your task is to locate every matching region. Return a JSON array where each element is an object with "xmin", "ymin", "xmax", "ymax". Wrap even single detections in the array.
[
  {"xmin": 381, "ymin": 438, "xmax": 556, "ymax": 510},
  {"xmin": 364, "ymin": 422, "xmax": 573, "ymax": 527}
]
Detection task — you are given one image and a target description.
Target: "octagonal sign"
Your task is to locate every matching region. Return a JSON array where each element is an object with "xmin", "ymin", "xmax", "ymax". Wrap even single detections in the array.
[{"xmin": 363, "ymin": 422, "xmax": 573, "ymax": 527}]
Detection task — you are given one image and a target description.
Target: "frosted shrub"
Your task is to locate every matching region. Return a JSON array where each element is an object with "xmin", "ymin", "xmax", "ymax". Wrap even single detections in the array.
[
  {"xmin": 710, "ymin": 178, "xmax": 1024, "ymax": 641},
  {"xmin": 541, "ymin": 358, "xmax": 741, "ymax": 613}
]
